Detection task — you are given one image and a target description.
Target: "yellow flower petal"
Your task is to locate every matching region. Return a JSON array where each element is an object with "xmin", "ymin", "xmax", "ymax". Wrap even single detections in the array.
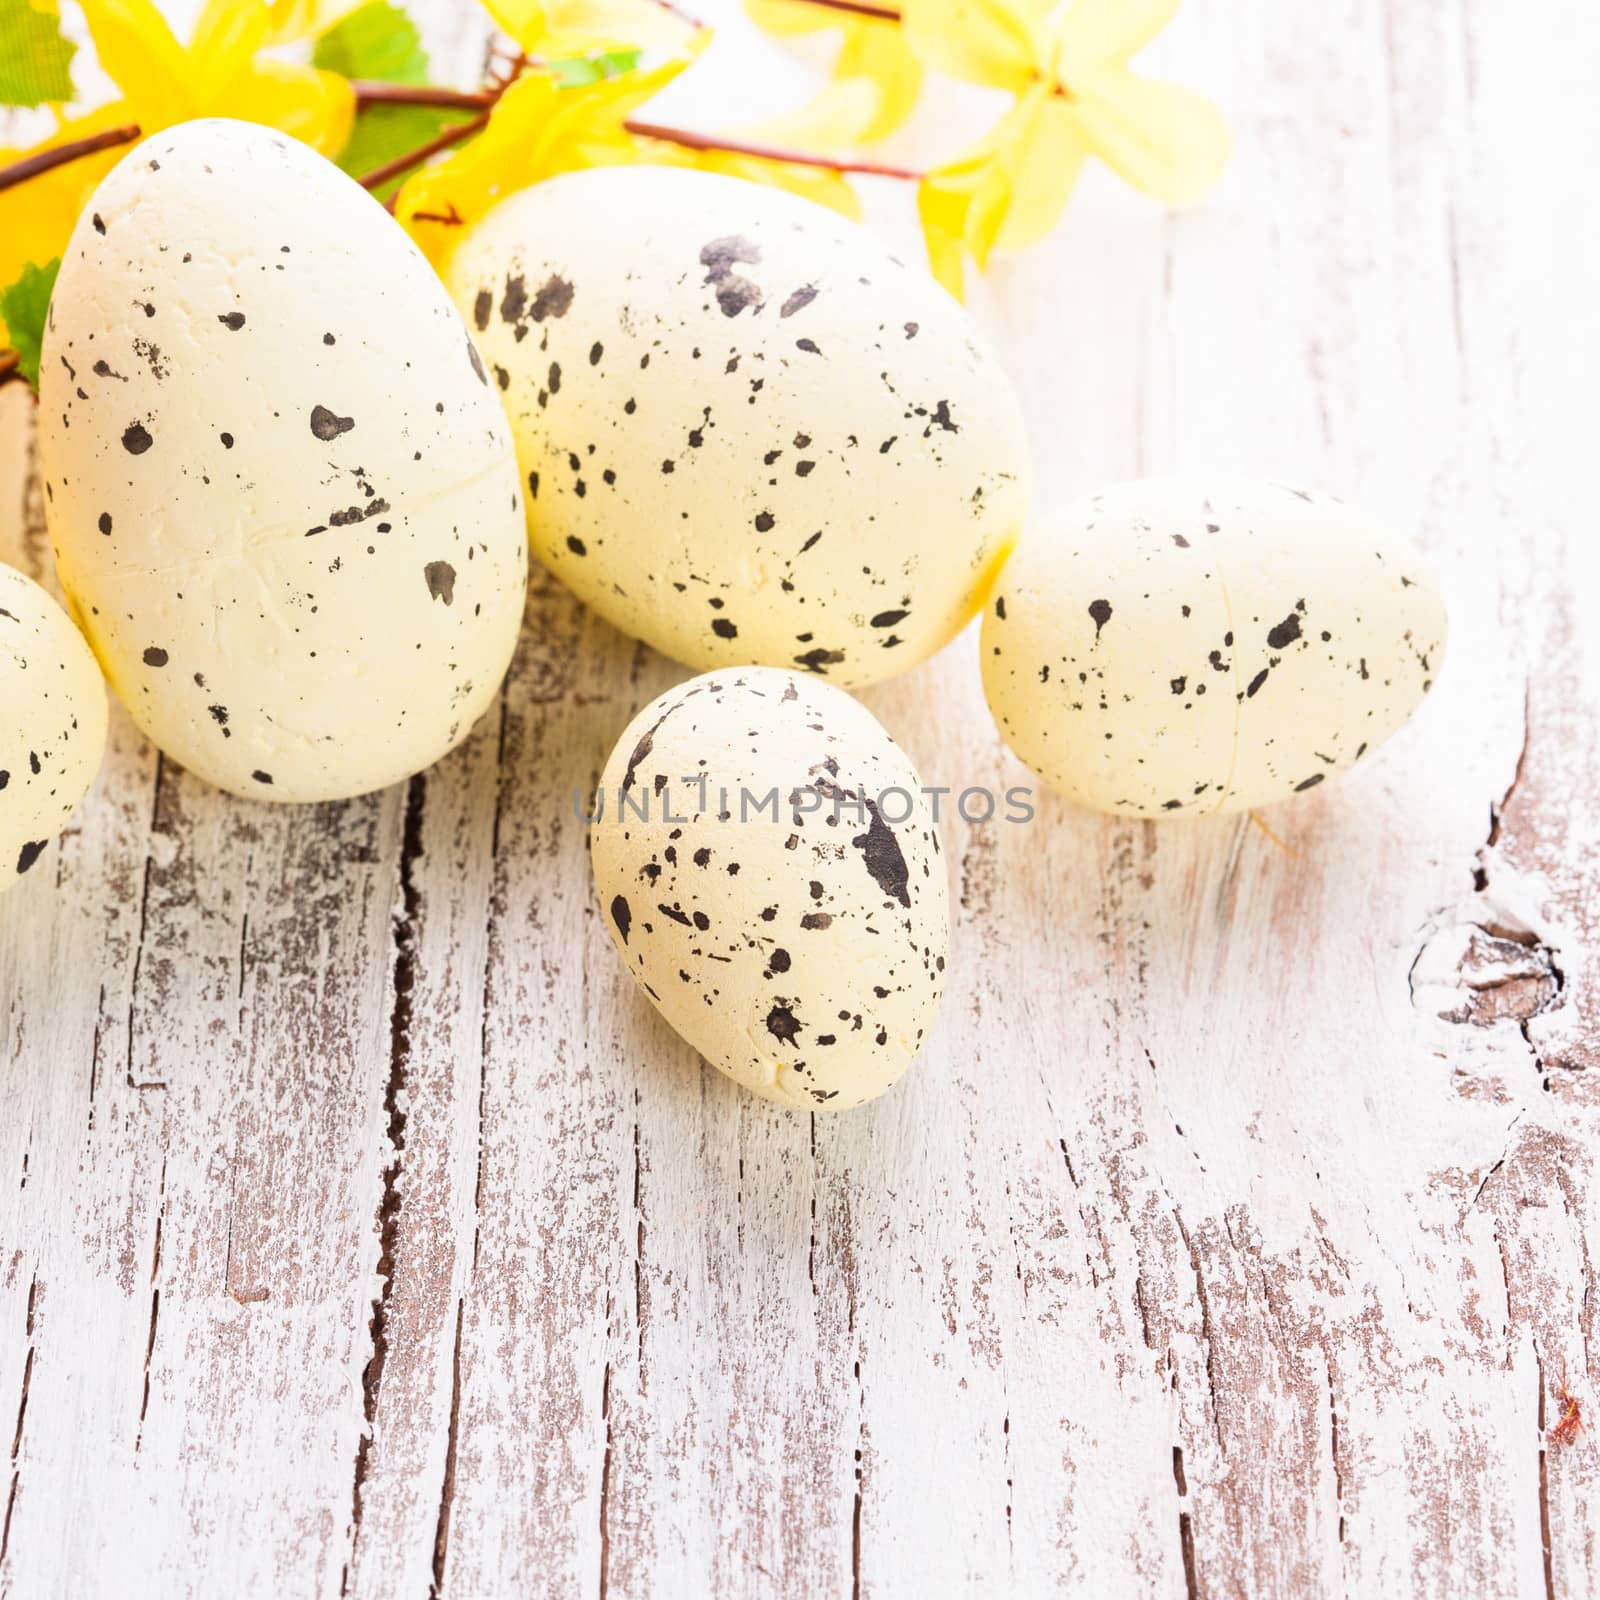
[
  {"xmin": 917, "ymin": 166, "xmax": 978, "ymax": 299},
  {"xmin": 77, "ymin": 0, "xmax": 194, "ymax": 123},
  {"xmin": 187, "ymin": 0, "xmax": 269, "ymax": 84},
  {"xmin": 835, "ymin": 21, "xmax": 924, "ymax": 141},
  {"xmin": 901, "ymin": 0, "xmax": 1041, "ymax": 93},
  {"xmin": 743, "ymin": 0, "xmax": 825, "ymax": 37},
  {"xmin": 263, "ymin": 0, "xmax": 365, "ymax": 43},
  {"xmin": 0, "ymin": 105, "xmax": 137, "ymax": 344},
  {"xmin": 485, "ymin": 0, "xmax": 697, "ymax": 54},
  {"xmin": 229, "ymin": 61, "xmax": 356, "ymax": 156},
  {"xmin": 985, "ymin": 85, "xmax": 1086, "ymax": 252},
  {"xmin": 734, "ymin": 76, "xmax": 882, "ymax": 150},
  {"xmin": 1072, "ymin": 66, "xmax": 1229, "ymax": 204},
  {"xmin": 398, "ymin": 47, "xmax": 698, "ymax": 268},
  {"xmin": 691, "ymin": 148, "xmax": 863, "ymax": 221},
  {"xmin": 1050, "ymin": 0, "xmax": 1181, "ymax": 71}
]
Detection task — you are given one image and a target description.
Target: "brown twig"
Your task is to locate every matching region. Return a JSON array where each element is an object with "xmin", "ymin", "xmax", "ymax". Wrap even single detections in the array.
[
  {"xmin": 0, "ymin": 123, "xmax": 141, "ymax": 195},
  {"xmin": 789, "ymin": 0, "xmax": 901, "ymax": 18},
  {"xmin": 624, "ymin": 119, "xmax": 923, "ymax": 179},
  {"xmin": 351, "ymin": 82, "xmax": 493, "ymax": 110},
  {"xmin": 0, "ymin": 349, "xmax": 23, "ymax": 387},
  {"xmin": 409, "ymin": 205, "xmax": 466, "ymax": 226},
  {"xmin": 357, "ymin": 111, "xmax": 491, "ymax": 190},
  {"xmin": 650, "ymin": 0, "xmax": 709, "ymax": 27}
]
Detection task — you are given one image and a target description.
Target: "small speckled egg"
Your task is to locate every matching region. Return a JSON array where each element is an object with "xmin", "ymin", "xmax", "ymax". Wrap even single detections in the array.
[
  {"xmin": 592, "ymin": 667, "xmax": 948, "ymax": 1109},
  {"xmin": 982, "ymin": 477, "xmax": 1448, "ymax": 816},
  {"xmin": 444, "ymin": 167, "xmax": 1029, "ymax": 688},
  {"xmin": 1, "ymin": 564, "xmax": 107, "ymax": 892},
  {"xmin": 38, "ymin": 119, "xmax": 527, "ymax": 803}
]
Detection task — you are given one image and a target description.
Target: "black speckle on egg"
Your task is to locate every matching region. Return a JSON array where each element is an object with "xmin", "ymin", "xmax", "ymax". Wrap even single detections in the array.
[
  {"xmin": 425, "ymin": 561, "xmax": 457, "ymax": 605},
  {"xmin": 766, "ymin": 1003, "xmax": 802, "ymax": 1046},
  {"xmin": 16, "ymin": 840, "xmax": 48, "ymax": 875},
  {"xmin": 700, "ymin": 236, "xmax": 764, "ymax": 317},
  {"xmin": 1267, "ymin": 612, "xmax": 1303, "ymax": 649},
  {"xmin": 142, "ymin": 646, "xmax": 168, "ymax": 668},
  {"xmin": 217, "ymin": 312, "xmax": 245, "ymax": 330},
  {"xmin": 780, "ymin": 285, "xmax": 818, "ymax": 318},
  {"xmin": 98, "ymin": 512, "xmax": 112, "ymax": 536},
  {"xmin": 309, "ymin": 405, "xmax": 354, "ymax": 441},
  {"xmin": 122, "ymin": 422, "xmax": 153, "ymax": 455}
]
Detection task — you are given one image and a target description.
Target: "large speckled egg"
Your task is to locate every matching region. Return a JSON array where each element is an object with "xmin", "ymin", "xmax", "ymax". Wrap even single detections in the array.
[
  {"xmin": 592, "ymin": 667, "xmax": 948, "ymax": 1110},
  {"xmin": 1, "ymin": 563, "xmax": 107, "ymax": 892},
  {"xmin": 444, "ymin": 167, "xmax": 1029, "ymax": 688},
  {"xmin": 982, "ymin": 477, "xmax": 1447, "ymax": 817},
  {"xmin": 38, "ymin": 119, "xmax": 526, "ymax": 804}
]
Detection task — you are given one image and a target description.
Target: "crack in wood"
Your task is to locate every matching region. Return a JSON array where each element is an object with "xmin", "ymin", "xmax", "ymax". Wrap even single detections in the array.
[
  {"xmin": 632, "ymin": 1098, "xmax": 645, "ymax": 1388},
  {"xmin": 1171, "ymin": 1210, "xmax": 1225, "ymax": 1458},
  {"xmin": 136, "ymin": 1158, "xmax": 167, "ymax": 1452},
  {"xmin": 428, "ymin": 1297, "xmax": 465, "ymax": 1600},
  {"xmin": 852, "ymin": 1357, "xmax": 865, "ymax": 1600},
  {"xmin": 1324, "ymin": 1358, "xmax": 1346, "ymax": 1549},
  {"xmin": 473, "ymin": 676, "xmax": 512, "ymax": 1276},
  {"xmin": 343, "ymin": 772, "xmax": 426, "ymax": 1594},
  {"xmin": 124, "ymin": 754, "xmax": 168, "ymax": 1092},
  {"xmin": 1172, "ymin": 1444, "xmax": 1198, "ymax": 1600},
  {"xmin": 1536, "ymin": 1344, "xmax": 1555, "ymax": 1600},
  {"xmin": 3, "ymin": 1277, "xmax": 39, "ymax": 1567},
  {"xmin": 596, "ymin": 1359, "xmax": 613, "ymax": 1600}
]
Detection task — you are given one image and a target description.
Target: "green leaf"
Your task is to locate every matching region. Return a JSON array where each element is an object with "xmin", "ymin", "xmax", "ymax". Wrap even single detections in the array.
[
  {"xmin": 334, "ymin": 102, "xmax": 473, "ymax": 200},
  {"xmin": 549, "ymin": 48, "xmax": 642, "ymax": 89},
  {"xmin": 0, "ymin": 0, "xmax": 76, "ymax": 108},
  {"xmin": 313, "ymin": 0, "xmax": 428, "ymax": 84},
  {"xmin": 1, "ymin": 258, "xmax": 61, "ymax": 392},
  {"xmin": 317, "ymin": 0, "xmax": 464, "ymax": 200}
]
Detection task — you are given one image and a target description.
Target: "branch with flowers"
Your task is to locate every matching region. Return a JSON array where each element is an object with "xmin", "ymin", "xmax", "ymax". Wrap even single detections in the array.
[{"xmin": 0, "ymin": 0, "xmax": 1229, "ymax": 389}]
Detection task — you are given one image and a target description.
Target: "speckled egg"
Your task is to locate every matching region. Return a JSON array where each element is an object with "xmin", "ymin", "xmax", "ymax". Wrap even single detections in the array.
[
  {"xmin": 592, "ymin": 667, "xmax": 949, "ymax": 1110},
  {"xmin": 982, "ymin": 477, "xmax": 1447, "ymax": 816},
  {"xmin": 444, "ymin": 166, "xmax": 1029, "ymax": 688},
  {"xmin": 38, "ymin": 119, "xmax": 527, "ymax": 804},
  {"xmin": 1, "ymin": 563, "xmax": 107, "ymax": 892}
]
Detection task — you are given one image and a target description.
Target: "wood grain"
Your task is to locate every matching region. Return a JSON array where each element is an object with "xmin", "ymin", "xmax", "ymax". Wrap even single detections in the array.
[{"xmin": 3, "ymin": 1, "xmax": 1599, "ymax": 1595}]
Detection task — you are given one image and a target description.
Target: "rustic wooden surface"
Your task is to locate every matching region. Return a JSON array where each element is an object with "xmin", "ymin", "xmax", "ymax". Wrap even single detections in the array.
[{"xmin": 3, "ymin": 2, "xmax": 1599, "ymax": 1595}]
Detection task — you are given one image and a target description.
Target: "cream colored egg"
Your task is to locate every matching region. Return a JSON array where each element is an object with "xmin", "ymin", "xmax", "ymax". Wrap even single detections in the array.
[
  {"xmin": 592, "ymin": 667, "xmax": 948, "ymax": 1109},
  {"xmin": 38, "ymin": 119, "xmax": 526, "ymax": 804},
  {"xmin": 982, "ymin": 477, "xmax": 1448, "ymax": 816},
  {"xmin": 444, "ymin": 167, "xmax": 1029, "ymax": 688},
  {"xmin": 1, "ymin": 564, "xmax": 107, "ymax": 892}
]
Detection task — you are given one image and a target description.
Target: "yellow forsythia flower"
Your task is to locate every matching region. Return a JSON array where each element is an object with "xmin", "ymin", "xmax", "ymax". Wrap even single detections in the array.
[
  {"xmin": 482, "ymin": 0, "xmax": 697, "ymax": 55},
  {"xmin": 745, "ymin": 0, "xmax": 923, "ymax": 142},
  {"xmin": 910, "ymin": 0, "xmax": 1230, "ymax": 296},
  {"xmin": 0, "ymin": 0, "xmax": 353, "ymax": 343},
  {"xmin": 647, "ymin": 77, "xmax": 888, "ymax": 221},
  {"xmin": 395, "ymin": 48, "xmax": 699, "ymax": 269}
]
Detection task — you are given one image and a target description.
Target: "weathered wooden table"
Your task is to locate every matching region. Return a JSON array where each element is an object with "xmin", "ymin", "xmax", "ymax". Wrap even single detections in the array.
[{"xmin": 3, "ymin": 3, "xmax": 1597, "ymax": 1595}]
